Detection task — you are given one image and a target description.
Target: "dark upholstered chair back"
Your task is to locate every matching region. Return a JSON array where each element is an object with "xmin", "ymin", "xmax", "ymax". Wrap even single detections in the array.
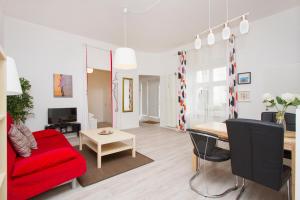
[
  {"xmin": 226, "ymin": 119, "xmax": 285, "ymax": 191},
  {"xmin": 261, "ymin": 112, "xmax": 296, "ymax": 131},
  {"xmin": 189, "ymin": 132, "xmax": 217, "ymax": 156}
]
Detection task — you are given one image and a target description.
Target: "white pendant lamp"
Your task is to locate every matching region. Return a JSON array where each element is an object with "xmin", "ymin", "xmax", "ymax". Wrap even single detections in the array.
[
  {"xmin": 194, "ymin": 35, "xmax": 202, "ymax": 50},
  {"xmin": 240, "ymin": 15, "xmax": 249, "ymax": 34},
  {"xmin": 114, "ymin": 8, "xmax": 137, "ymax": 70},
  {"xmin": 207, "ymin": 0, "xmax": 215, "ymax": 46},
  {"xmin": 6, "ymin": 57, "xmax": 22, "ymax": 96},
  {"xmin": 222, "ymin": 0, "xmax": 231, "ymax": 40},
  {"xmin": 222, "ymin": 23, "xmax": 231, "ymax": 40},
  {"xmin": 207, "ymin": 30, "xmax": 215, "ymax": 46}
]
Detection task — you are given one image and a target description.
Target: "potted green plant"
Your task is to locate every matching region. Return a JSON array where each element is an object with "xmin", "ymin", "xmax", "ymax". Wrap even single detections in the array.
[
  {"xmin": 7, "ymin": 78, "xmax": 34, "ymax": 124},
  {"xmin": 262, "ymin": 93, "xmax": 300, "ymax": 131}
]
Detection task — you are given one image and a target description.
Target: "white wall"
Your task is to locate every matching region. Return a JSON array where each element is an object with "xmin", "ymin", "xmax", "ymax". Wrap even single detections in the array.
[
  {"xmin": 297, "ymin": 108, "xmax": 300, "ymax": 200},
  {"xmin": 0, "ymin": 8, "xmax": 4, "ymax": 46},
  {"xmin": 87, "ymin": 69, "xmax": 111, "ymax": 123},
  {"xmin": 3, "ymin": 17, "xmax": 119, "ymax": 131}
]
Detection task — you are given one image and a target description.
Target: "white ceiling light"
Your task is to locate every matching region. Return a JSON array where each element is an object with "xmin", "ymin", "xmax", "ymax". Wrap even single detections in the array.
[
  {"xmin": 194, "ymin": 35, "xmax": 201, "ymax": 50},
  {"xmin": 207, "ymin": 30, "xmax": 215, "ymax": 46},
  {"xmin": 222, "ymin": 0, "xmax": 231, "ymax": 40},
  {"xmin": 222, "ymin": 23, "xmax": 231, "ymax": 40},
  {"xmin": 114, "ymin": 8, "xmax": 137, "ymax": 70},
  {"xmin": 207, "ymin": 0, "xmax": 215, "ymax": 46},
  {"xmin": 240, "ymin": 15, "xmax": 249, "ymax": 34},
  {"xmin": 6, "ymin": 57, "xmax": 22, "ymax": 96}
]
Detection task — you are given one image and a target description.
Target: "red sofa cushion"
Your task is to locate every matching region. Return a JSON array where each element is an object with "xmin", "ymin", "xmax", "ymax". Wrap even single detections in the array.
[{"xmin": 12, "ymin": 147, "xmax": 78, "ymax": 177}]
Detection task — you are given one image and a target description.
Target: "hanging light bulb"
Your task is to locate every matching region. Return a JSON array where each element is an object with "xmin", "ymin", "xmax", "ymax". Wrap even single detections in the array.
[
  {"xmin": 222, "ymin": 0, "xmax": 231, "ymax": 40},
  {"xmin": 240, "ymin": 15, "xmax": 249, "ymax": 34},
  {"xmin": 194, "ymin": 35, "xmax": 202, "ymax": 50},
  {"xmin": 115, "ymin": 8, "xmax": 137, "ymax": 70},
  {"xmin": 222, "ymin": 23, "xmax": 231, "ymax": 40},
  {"xmin": 87, "ymin": 68, "xmax": 94, "ymax": 73},
  {"xmin": 207, "ymin": 29, "xmax": 215, "ymax": 46}
]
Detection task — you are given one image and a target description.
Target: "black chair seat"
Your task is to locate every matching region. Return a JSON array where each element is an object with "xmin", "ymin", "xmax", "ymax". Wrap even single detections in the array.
[
  {"xmin": 284, "ymin": 150, "xmax": 291, "ymax": 159},
  {"xmin": 281, "ymin": 165, "xmax": 291, "ymax": 188},
  {"xmin": 194, "ymin": 147, "xmax": 230, "ymax": 162}
]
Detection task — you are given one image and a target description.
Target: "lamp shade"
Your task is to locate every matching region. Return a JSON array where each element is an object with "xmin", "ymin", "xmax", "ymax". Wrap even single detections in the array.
[
  {"xmin": 6, "ymin": 57, "xmax": 22, "ymax": 96},
  {"xmin": 114, "ymin": 47, "xmax": 137, "ymax": 70},
  {"xmin": 240, "ymin": 15, "xmax": 249, "ymax": 34},
  {"xmin": 207, "ymin": 30, "xmax": 215, "ymax": 46},
  {"xmin": 194, "ymin": 35, "xmax": 202, "ymax": 50},
  {"xmin": 222, "ymin": 23, "xmax": 231, "ymax": 40}
]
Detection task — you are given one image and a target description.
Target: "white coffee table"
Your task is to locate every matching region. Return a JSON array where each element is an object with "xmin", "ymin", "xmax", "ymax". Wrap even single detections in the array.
[{"xmin": 79, "ymin": 127, "xmax": 136, "ymax": 168}]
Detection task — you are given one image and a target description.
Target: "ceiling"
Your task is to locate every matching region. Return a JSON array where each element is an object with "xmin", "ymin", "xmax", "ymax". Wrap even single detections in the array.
[{"xmin": 3, "ymin": 0, "xmax": 300, "ymax": 52}]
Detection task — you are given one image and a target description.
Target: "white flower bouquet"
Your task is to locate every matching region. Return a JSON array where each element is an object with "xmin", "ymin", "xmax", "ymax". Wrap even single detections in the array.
[{"xmin": 262, "ymin": 93, "xmax": 300, "ymax": 129}]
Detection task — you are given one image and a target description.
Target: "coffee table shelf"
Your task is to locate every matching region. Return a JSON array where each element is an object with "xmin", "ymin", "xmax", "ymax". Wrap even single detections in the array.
[{"xmin": 80, "ymin": 128, "xmax": 136, "ymax": 168}]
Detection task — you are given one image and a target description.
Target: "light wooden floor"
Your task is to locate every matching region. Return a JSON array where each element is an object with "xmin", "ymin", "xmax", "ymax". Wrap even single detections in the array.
[{"xmin": 33, "ymin": 124, "xmax": 288, "ymax": 200}]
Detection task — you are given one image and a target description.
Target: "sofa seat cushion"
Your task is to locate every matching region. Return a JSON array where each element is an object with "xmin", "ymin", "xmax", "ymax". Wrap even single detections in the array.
[{"xmin": 13, "ymin": 147, "xmax": 78, "ymax": 177}]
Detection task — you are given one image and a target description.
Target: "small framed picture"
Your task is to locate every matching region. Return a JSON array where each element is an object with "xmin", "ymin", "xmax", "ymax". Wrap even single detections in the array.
[
  {"xmin": 238, "ymin": 91, "xmax": 251, "ymax": 102},
  {"xmin": 238, "ymin": 72, "xmax": 251, "ymax": 85}
]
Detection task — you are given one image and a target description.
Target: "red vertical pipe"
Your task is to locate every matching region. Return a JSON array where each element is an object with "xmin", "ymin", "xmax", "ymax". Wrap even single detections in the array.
[{"xmin": 110, "ymin": 50, "xmax": 113, "ymax": 127}]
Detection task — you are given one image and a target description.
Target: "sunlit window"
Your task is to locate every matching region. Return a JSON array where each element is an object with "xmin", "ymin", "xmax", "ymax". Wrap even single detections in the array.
[
  {"xmin": 196, "ymin": 70, "xmax": 209, "ymax": 83},
  {"xmin": 213, "ymin": 67, "xmax": 226, "ymax": 82},
  {"xmin": 213, "ymin": 85, "xmax": 227, "ymax": 106}
]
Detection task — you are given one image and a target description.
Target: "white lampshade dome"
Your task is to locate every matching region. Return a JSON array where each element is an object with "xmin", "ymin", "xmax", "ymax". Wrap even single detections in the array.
[
  {"xmin": 194, "ymin": 35, "xmax": 202, "ymax": 50},
  {"xmin": 6, "ymin": 57, "xmax": 22, "ymax": 96},
  {"xmin": 114, "ymin": 47, "xmax": 137, "ymax": 70},
  {"xmin": 207, "ymin": 30, "xmax": 215, "ymax": 46},
  {"xmin": 222, "ymin": 24, "xmax": 231, "ymax": 40},
  {"xmin": 240, "ymin": 16, "xmax": 249, "ymax": 34}
]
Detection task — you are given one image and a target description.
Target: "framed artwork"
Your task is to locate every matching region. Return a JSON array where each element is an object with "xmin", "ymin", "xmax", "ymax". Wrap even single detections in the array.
[
  {"xmin": 53, "ymin": 74, "xmax": 73, "ymax": 97},
  {"xmin": 122, "ymin": 77, "xmax": 133, "ymax": 112},
  {"xmin": 238, "ymin": 72, "xmax": 251, "ymax": 85},
  {"xmin": 238, "ymin": 91, "xmax": 251, "ymax": 102}
]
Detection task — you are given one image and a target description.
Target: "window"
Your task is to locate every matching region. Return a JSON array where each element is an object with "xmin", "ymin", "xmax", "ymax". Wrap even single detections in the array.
[
  {"xmin": 213, "ymin": 67, "xmax": 226, "ymax": 82},
  {"xmin": 213, "ymin": 85, "xmax": 227, "ymax": 106},
  {"xmin": 196, "ymin": 69, "xmax": 209, "ymax": 83}
]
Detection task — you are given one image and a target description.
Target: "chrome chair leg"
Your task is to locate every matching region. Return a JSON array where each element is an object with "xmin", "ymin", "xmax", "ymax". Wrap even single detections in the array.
[
  {"xmin": 189, "ymin": 167, "xmax": 239, "ymax": 198},
  {"xmin": 287, "ymin": 179, "xmax": 290, "ymax": 200},
  {"xmin": 236, "ymin": 178, "xmax": 246, "ymax": 200}
]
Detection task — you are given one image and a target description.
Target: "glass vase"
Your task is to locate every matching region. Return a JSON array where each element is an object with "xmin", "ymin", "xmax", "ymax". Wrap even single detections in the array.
[{"xmin": 276, "ymin": 111, "xmax": 286, "ymax": 132}]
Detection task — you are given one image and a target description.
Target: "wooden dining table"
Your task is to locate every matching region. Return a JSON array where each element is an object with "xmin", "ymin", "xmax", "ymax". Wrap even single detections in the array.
[{"xmin": 190, "ymin": 122, "xmax": 296, "ymax": 200}]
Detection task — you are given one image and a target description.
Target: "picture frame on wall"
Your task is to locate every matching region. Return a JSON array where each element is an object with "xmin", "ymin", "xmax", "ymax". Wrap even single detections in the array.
[
  {"xmin": 53, "ymin": 74, "xmax": 73, "ymax": 97},
  {"xmin": 122, "ymin": 77, "xmax": 133, "ymax": 112},
  {"xmin": 238, "ymin": 72, "xmax": 251, "ymax": 85}
]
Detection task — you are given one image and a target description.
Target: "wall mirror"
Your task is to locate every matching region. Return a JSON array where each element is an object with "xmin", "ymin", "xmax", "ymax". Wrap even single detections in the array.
[{"xmin": 122, "ymin": 78, "xmax": 133, "ymax": 112}]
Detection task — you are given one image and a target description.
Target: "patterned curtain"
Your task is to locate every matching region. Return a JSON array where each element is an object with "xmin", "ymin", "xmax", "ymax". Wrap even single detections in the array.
[
  {"xmin": 177, "ymin": 51, "xmax": 187, "ymax": 131},
  {"xmin": 228, "ymin": 35, "xmax": 238, "ymax": 119}
]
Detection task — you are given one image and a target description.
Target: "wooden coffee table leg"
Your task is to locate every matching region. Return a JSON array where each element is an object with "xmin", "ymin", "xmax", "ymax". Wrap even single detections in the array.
[
  {"xmin": 97, "ymin": 144, "xmax": 102, "ymax": 168},
  {"xmin": 132, "ymin": 137, "xmax": 136, "ymax": 158},
  {"xmin": 79, "ymin": 132, "xmax": 83, "ymax": 151}
]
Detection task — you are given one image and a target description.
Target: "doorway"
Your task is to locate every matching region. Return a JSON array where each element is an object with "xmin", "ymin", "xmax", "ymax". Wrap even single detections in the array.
[
  {"xmin": 87, "ymin": 69, "xmax": 112, "ymax": 128},
  {"xmin": 139, "ymin": 75, "xmax": 160, "ymax": 125}
]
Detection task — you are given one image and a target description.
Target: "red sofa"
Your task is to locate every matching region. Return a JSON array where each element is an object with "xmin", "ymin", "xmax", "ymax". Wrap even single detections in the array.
[{"xmin": 7, "ymin": 113, "xmax": 86, "ymax": 200}]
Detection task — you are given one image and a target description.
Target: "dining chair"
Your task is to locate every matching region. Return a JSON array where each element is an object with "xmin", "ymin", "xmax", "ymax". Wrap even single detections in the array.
[
  {"xmin": 226, "ymin": 119, "xmax": 291, "ymax": 200},
  {"xmin": 188, "ymin": 129, "xmax": 239, "ymax": 198},
  {"xmin": 261, "ymin": 112, "xmax": 296, "ymax": 159}
]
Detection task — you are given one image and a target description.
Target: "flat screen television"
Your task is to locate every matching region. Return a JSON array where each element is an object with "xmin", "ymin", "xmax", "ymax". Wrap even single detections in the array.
[{"xmin": 48, "ymin": 107, "xmax": 77, "ymax": 124}]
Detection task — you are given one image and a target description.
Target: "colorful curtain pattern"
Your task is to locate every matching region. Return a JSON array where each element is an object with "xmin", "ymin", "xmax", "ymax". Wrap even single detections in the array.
[
  {"xmin": 177, "ymin": 51, "xmax": 187, "ymax": 131},
  {"xmin": 228, "ymin": 35, "xmax": 238, "ymax": 119}
]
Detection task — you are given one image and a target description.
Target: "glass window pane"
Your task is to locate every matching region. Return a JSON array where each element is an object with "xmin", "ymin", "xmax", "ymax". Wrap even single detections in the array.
[
  {"xmin": 213, "ymin": 67, "xmax": 226, "ymax": 82},
  {"xmin": 196, "ymin": 70, "xmax": 209, "ymax": 83},
  {"xmin": 213, "ymin": 85, "xmax": 227, "ymax": 106}
]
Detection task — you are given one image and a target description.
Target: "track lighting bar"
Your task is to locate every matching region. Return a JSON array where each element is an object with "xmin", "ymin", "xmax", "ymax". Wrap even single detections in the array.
[{"xmin": 196, "ymin": 12, "xmax": 249, "ymax": 37}]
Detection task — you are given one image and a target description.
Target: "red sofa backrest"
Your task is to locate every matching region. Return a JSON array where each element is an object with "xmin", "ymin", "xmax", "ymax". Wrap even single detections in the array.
[{"xmin": 7, "ymin": 113, "xmax": 17, "ymax": 176}]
